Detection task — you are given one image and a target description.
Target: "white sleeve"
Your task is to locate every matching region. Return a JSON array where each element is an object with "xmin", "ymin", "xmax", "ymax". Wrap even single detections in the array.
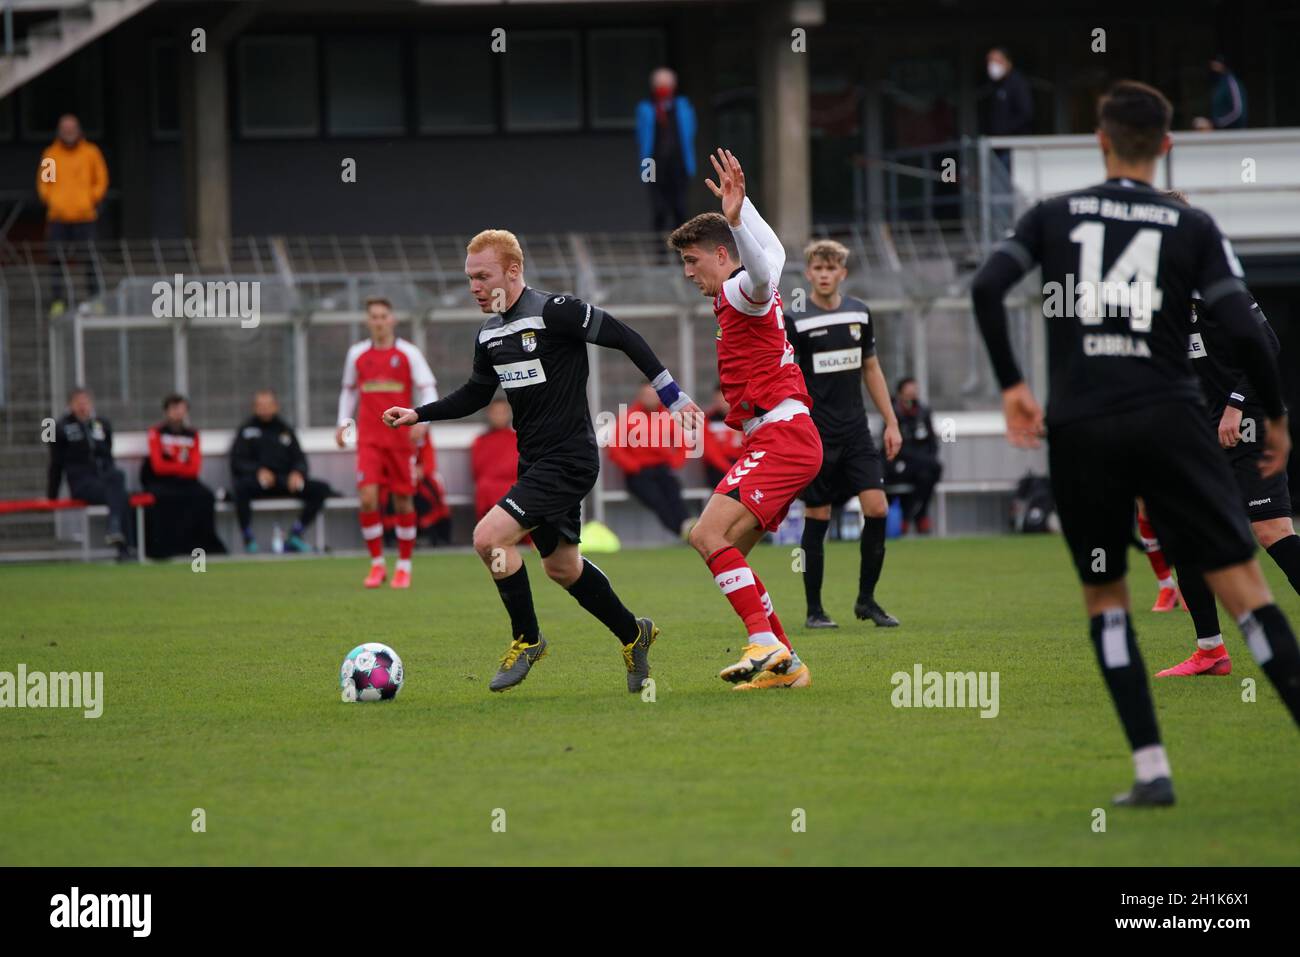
[
  {"xmin": 730, "ymin": 197, "xmax": 786, "ymax": 308},
  {"xmin": 730, "ymin": 219, "xmax": 772, "ymax": 305},
  {"xmin": 401, "ymin": 341, "xmax": 439, "ymax": 407},
  {"xmin": 337, "ymin": 343, "xmax": 361, "ymax": 427},
  {"xmin": 741, "ymin": 196, "xmax": 786, "ymax": 278}
]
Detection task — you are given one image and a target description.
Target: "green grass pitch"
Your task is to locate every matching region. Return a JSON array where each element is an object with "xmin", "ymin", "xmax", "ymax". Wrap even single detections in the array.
[{"xmin": 2, "ymin": 534, "xmax": 1298, "ymax": 866}]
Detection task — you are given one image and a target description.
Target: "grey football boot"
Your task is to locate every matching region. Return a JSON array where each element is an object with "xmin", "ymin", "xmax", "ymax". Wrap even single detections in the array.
[
  {"xmin": 489, "ymin": 636, "xmax": 549, "ymax": 692},
  {"xmin": 622, "ymin": 617, "xmax": 659, "ymax": 693}
]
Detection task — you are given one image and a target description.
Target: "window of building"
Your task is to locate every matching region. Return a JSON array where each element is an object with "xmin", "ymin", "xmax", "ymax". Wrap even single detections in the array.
[
  {"xmin": 587, "ymin": 28, "xmax": 666, "ymax": 130},
  {"xmin": 325, "ymin": 36, "xmax": 405, "ymax": 136},
  {"xmin": 416, "ymin": 35, "xmax": 497, "ymax": 133},
  {"xmin": 152, "ymin": 39, "xmax": 180, "ymax": 140},
  {"xmin": 237, "ymin": 36, "xmax": 320, "ymax": 138},
  {"xmin": 503, "ymin": 31, "xmax": 582, "ymax": 132},
  {"xmin": 21, "ymin": 46, "xmax": 104, "ymax": 141}
]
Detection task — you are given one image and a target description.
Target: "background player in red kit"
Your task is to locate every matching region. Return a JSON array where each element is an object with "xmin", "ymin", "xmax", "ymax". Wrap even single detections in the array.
[
  {"xmin": 335, "ymin": 296, "xmax": 438, "ymax": 589},
  {"xmin": 669, "ymin": 149, "xmax": 822, "ymax": 691}
]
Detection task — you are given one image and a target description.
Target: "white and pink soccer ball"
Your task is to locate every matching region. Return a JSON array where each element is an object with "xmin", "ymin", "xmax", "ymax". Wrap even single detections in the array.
[{"xmin": 339, "ymin": 643, "xmax": 404, "ymax": 702}]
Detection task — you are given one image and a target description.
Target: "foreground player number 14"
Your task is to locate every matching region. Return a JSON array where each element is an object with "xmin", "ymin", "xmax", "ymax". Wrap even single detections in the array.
[{"xmin": 1068, "ymin": 222, "xmax": 1164, "ymax": 330}]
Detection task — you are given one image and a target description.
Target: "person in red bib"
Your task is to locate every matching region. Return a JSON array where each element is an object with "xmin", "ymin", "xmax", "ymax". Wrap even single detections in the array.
[
  {"xmin": 335, "ymin": 296, "xmax": 438, "ymax": 589},
  {"xmin": 607, "ymin": 384, "xmax": 693, "ymax": 538},
  {"xmin": 668, "ymin": 148, "xmax": 821, "ymax": 691},
  {"xmin": 471, "ymin": 397, "xmax": 521, "ymax": 522}
]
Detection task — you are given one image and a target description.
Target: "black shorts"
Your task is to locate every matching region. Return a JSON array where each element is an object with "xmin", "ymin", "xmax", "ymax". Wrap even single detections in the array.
[
  {"xmin": 1049, "ymin": 403, "xmax": 1255, "ymax": 585},
  {"xmin": 800, "ymin": 427, "xmax": 883, "ymax": 507},
  {"xmin": 1228, "ymin": 440, "xmax": 1293, "ymax": 522},
  {"xmin": 497, "ymin": 456, "xmax": 598, "ymax": 557}
]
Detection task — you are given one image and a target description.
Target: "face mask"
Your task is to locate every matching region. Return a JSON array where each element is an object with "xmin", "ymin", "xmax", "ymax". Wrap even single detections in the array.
[
  {"xmin": 653, "ymin": 85, "xmax": 673, "ymax": 101},
  {"xmin": 988, "ymin": 62, "xmax": 1007, "ymax": 82}
]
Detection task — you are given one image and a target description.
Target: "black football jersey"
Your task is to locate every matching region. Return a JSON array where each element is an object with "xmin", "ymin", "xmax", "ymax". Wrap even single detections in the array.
[
  {"xmin": 783, "ymin": 295, "xmax": 875, "ymax": 441},
  {"xmin": 468, "ymin": 286, "xmax": 608, "ymax": 465},
  {"xmin": 1189, "ymin": 298, "xmax": 1281, "ymax": 421},
  {"xmin": 997, "ymin": 177, "xmax": 1249, "ymax": 427}
]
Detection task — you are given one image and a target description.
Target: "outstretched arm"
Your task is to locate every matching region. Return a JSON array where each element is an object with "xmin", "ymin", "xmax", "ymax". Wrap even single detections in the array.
[
  {"xmin": 705, "ymin": 149, "xmax": 784, "ymax": 304},
  {"xmin": 547, "ymin": 295, "xmax": 704, "ymax": 428}
]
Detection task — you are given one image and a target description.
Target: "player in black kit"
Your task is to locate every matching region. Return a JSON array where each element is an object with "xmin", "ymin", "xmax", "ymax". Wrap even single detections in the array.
[
  {"xmin": 1151, "ymin": 190, "xmax": 1300, "ymax": 677},
  {"xmin": 785, "ymin": 239, "xmax": 901, "ymax": 628},
  {"xmin": 383, "ymin": 229, "xmax": 702, "ymax": 693},
  {"xmin": 971, "ymin": 81, "xmax": 1300, "ymax": 807}
]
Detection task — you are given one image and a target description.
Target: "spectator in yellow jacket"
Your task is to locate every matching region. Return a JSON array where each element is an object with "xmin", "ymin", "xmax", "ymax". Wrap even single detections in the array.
[{"xmin": 37, "ymin": 114, "xmax": 108, "ymax": 312}]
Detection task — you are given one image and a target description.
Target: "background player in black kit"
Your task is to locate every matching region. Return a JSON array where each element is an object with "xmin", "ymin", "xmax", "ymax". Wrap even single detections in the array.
[
  {"xmin": 786, "ymin": 239, "xmax": 901, "ymax": 628},
  {"xmin": 1151, "ymin": 192, "xmax": 1300, "ymax": 677},
  {"xmin": 383, "ymin": 229, "xmax": 702, "ymax": 693},
  {"xmin": 971, "ymin": 80, "xmax": 1300, "ymax": 806}
]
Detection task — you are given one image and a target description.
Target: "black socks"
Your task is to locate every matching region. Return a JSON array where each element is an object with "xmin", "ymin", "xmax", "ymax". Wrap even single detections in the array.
[
  {"xmin": 1238, "ymin": 603, "xmax": 1300, "ymax": 728},
  {"xmin": 1088, "ymin": 609, "xmax": 1161, "ymax": 751},
  {"xmin": 1176, "ymin": 567, "xmax": 1222, "ymax": 640},
  {"xmin": 494, "ymin": 564, "xmax": 540, "ymax": 643},
  {"xmin": 566, "ymin": 559, "xmax": 639, "ymax": 644},
  {"xmin": 859, "ymin": 516, "xmax": 886, "ymax": 602},
  {"xmin": 1266, "ymin": 534, "xmax": 1300, "ymax": 597},
  {"xmin": 801, "ymin": 517, "xmax": 829, "ymax": 614}
]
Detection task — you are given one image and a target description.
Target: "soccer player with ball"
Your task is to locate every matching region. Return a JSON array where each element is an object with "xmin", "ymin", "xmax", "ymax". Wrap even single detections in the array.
[{"xmin": 383, "ymin": 230, "xmax": 702, "ymax": 693}]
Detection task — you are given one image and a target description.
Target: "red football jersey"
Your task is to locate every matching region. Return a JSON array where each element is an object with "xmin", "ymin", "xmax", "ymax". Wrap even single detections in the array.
[
  {"xmin": 338, "ymin": 338, "xmax": 437, "ymax": 448},
  {"xmin": 713, "ymin": 281, "xmax": 811, "ymax": 432}
]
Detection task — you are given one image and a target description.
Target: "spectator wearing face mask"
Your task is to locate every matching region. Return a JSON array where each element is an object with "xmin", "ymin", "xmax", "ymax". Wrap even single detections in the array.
[
  {"xmin": 984, "ymin": 47, "xmax": 1033, "ymax": 180},
  {"xmin": 985, "ymin": 48, "xmax": 1033, "ymax": 135},
  {"xmin": 635, "ymin": 67, "xmax": 697, "ymax": 233}
]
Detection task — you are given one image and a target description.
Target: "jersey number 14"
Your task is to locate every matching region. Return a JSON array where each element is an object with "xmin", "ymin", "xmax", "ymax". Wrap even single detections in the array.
[{"xmin": 1068, "ymin": 222, "xmax": 1164, "ymax": 332}]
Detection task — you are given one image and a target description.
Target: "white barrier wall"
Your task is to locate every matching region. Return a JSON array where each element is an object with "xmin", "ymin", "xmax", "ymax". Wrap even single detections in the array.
[{"xmin": 990, "ymin": 129, "xmax": 1300, "ymax": 241}]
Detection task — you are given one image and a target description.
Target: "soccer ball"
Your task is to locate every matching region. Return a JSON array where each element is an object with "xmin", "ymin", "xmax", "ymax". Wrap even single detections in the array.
[{"xmin": 339, "ymin": 643, "xmax": 404, "ymax": 702}]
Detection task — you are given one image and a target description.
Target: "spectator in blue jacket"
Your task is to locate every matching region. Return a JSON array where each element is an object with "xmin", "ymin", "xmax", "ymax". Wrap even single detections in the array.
[{"xmin": 636, "ymin": 67, "xmax": 696, "ymax": 232}]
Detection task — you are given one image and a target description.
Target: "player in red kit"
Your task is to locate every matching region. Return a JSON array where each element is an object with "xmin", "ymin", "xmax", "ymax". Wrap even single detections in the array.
[
  {"xmin": 335, "ymin": 296, "xmax": 438, "ymax": 589},
  {"xmin": 669, "ymin": 149, "xmax": 822, "ymax": 691}
]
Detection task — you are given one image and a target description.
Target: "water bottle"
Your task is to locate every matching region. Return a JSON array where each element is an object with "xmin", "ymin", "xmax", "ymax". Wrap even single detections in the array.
[{"xmin": 271, "ymin": 522, "xmax": 285, "ymax": 554}]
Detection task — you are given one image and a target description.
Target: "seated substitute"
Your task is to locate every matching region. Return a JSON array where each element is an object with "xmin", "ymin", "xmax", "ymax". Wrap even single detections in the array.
[
  {"xmin": 606, "ymin": 383, "xmax": 693, "ymax": 539},
  {"xmin": 230, "ymin": 389, "xmax": 331, "ymax": 553},
  {"xmin": 140, "ymin": 393, "xmax": 226, "ymax": 558},
  {"xmin": 46, "ymin": 386, "xmax": 134, "ymax": 560},
  {"xmin": 891, "ymin": 377, "xmax": 944, "ymax": 534}
]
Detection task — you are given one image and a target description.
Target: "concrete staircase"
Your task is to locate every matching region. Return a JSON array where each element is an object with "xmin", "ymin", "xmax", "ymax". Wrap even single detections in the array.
[{"xmin": 0, "ymin": 0, "xmax": 158, "ymax": 99}]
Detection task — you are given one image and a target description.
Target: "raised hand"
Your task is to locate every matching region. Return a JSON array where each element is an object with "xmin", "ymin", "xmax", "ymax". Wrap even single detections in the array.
[{"xmin": 705, "ymin": 148, "xmax": 746, "ymax": 227}]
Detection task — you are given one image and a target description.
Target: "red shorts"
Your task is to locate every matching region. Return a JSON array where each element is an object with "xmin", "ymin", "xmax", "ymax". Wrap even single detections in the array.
[
  {"xmin": 356, "ymin": 442, "xmax": 417, "ymax": 496},
  {"xmin": 713, "ymin": 412, "xmax": 823, "ymax": 532}
]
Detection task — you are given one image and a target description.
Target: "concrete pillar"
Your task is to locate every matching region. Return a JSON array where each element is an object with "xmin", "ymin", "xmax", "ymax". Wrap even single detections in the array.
[
  {"xmin": 757, "ymin": 0, "xmax": 815, "ymax": 248},
  {"xmin": 180, "ymin": 8, "xmax": 258, "ymax": 267},
  {"xmin": 180, "ymin": 34, "xmax": 230, "ymax": 267}
]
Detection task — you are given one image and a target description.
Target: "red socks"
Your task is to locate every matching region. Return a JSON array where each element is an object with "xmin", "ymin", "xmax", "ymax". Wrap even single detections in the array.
[
  {"xmin": 395, "ymin": 511, "xmax": 417, "ymax": 562},
  {"xmin": 706, "ymin": 546, "xmax": 789, "ymax": 649},
  {"xmin": 359, "ymin": 509, "xmax": 384, "ymax": 561},
  {"xmin": 1137, "ymin": 512, "xmax": 1171, "ymax": 580}
]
